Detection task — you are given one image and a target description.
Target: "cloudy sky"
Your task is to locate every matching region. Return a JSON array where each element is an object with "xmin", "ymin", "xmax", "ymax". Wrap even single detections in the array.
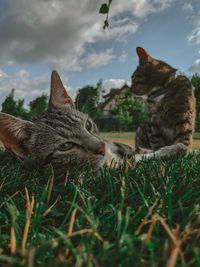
[{"xmin": 0, "ymin": 0, "xmax": 200, "ymax": 107}]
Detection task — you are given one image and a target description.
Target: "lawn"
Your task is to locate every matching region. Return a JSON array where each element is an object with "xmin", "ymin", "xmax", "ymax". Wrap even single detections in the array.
[
  {"xmin": 101, "ymin": 131, "xmax": 136, "ymax": 145},
  {"xmin": 0, "ymin": 151, "xmax": 200, "ymax": 266}
]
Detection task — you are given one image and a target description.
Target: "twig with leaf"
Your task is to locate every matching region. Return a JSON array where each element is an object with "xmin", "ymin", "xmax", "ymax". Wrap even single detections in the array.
[{"xmin": 99, "ymin": 0, "xmax": 113, "ymax": 29}]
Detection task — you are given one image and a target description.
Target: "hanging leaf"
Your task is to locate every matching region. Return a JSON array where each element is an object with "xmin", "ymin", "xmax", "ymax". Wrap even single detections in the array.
[
  {"xmin": 103, "ymin": 20, "xmax": 109, "ymax": 29},
  {"xmin": 99, "ymin": 3, "xmax": 109, "ymax": 14},
  {"xmin": 99, "ymin": 1, "xmax": 113, "ymax": 29}
]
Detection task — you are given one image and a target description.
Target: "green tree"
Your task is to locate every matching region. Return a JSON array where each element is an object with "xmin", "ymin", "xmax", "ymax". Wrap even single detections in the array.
[
  {"xmin": 130, "ymin": 96, "xmax": 148, "ymax": 129},
  {"xmin": 1, "ymin": 89, "xmax": 27, "ymax": 118},
  {"xmin": 113, "ymin": 87, "xmax": 147, "ymax": 131},
  {"xmin": 75, "ymin": 81, "xmax": 103, "ymax": 119},
  {"xmin": 1, "ymin": 89, "xmax": 48, "ymax": 120},
  {"xmin": 27, "ymin": 94, "xmax": 48, "ymax": 120},
  {"xmin": 191, "ymin": 73, "xmax": 200, "ymax": 131},
  {"xmin": 115, "ymin": 95, "xmax": 133, "ymax": 132}
]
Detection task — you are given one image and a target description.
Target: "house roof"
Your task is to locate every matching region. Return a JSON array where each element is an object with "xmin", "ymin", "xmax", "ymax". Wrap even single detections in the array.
[
  {"xmin": 103, "ymin": 88, "xmax": 120, "ymax": 98},
  {"xmin": 101, "ymin": 84, "xmax": 130, "ymax": 110},
  {"xmin": 103, "ymin": 83, "xmax": 129, "ymax": 98}
]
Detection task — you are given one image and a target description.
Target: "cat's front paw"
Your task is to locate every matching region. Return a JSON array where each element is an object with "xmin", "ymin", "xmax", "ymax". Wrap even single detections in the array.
[
  {"xmin": 136, "ymin": 146, "xmax": 153, "ymax": 154},
  {"xmin": 175, "ymin": 143, "xmax": 189, "ymax": 153},
  {"xmin": 155, "ymin": 143, "xmax": 188, "ymax": 158}
]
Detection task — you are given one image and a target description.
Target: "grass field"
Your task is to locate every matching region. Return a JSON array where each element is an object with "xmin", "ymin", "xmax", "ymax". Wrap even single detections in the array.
[{"xmin": 0, "ymin": 150, "xmax": 200, "ymax": 266}]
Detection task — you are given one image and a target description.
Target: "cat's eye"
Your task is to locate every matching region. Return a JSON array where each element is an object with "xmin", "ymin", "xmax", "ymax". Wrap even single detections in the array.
[
  {"xmin": 58, "ymin": 142, "xmax": 73, "ymax": 151},
  {"xmin": 86, "ymin": 120, "xmax": 92, "ymax": 132}
]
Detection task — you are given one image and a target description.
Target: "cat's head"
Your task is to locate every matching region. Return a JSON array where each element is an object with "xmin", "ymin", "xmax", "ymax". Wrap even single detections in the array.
[
  {"xmin": 0, "ymin": 71, "xmax": 106, "ymax": 174},
  {"xmin": 131, "ymin": 47, "xmax": 177, "ymax": 96}
]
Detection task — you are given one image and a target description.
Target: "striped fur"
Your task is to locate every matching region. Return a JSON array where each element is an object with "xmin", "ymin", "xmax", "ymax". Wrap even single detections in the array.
[
  {"xmin": 131, "ymin": 47, "xmax": 196, "ymax": 158},
  {"xmin": 0, "ymin": 71, "xmax": 136, "ymax": 175}
]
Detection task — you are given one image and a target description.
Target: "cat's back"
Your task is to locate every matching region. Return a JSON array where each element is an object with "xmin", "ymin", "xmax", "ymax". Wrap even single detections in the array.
[
  {"xmin": 163, "ymin": 75, "xmax": 196, "ymax": 115},
  {"xmin": 151, "ymin": 75, "xmax": 195, "ymax": 121},
  {"xmin": 168, "ymin": 75, "xmax": 194, "ymax": 97},
  {"xmin": 150, "ymin": 75, "xmax": 195, "ymax": 130}
]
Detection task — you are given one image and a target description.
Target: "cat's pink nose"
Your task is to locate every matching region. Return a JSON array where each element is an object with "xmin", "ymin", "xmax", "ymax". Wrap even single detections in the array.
[{"xmin": 98, "ymin": 144, "xmax": 105, "ymax": 156}]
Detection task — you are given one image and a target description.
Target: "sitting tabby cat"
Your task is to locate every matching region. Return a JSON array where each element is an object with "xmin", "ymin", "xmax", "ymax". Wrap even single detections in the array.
[
  {"xmin": 131, "ymin": 47, "xmax": 196, "ymax": 159},
  {"xmin": 0, "ymin": 71, "xmax": 135, "ymax": 175}
]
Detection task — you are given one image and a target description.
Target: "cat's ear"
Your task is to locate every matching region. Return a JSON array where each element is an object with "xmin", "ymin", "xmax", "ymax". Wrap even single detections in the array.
[
  {"xmin": 136, "ymin": 47, "xmax": 149, "ymax": 64},
  {"xmin": 0, "ymin": 112, "xmax": 33, "ymax": 157},
  {"xmin": 49, "ymin": 70, "xmax": 75, "ymax": 108}
]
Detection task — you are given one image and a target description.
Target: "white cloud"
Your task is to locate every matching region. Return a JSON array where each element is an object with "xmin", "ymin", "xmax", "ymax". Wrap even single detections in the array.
[
  {"xmin": 0, "ymin": 69, "xmax": 51, "ymax": 107},
  {"xmin": 102, "ymin": 78, "xmax": 131, "ymax": 95},
  {"xmin": 0, "ymin": 69, "xmax": 130, "ymax": 108},
  {"xmin": 0, "ymin": 0, "xmax": 103, "ymax": 70},
  {"xmin": 182, "ymin": 3, "xmax": 193, "ymax": 12},
  {"xmin": 187, "ymin": 10, "xmax": 200, "ymax": 74},
  {"xmin": 0, "ymin": 68, "xmax": 81, "ymax": 107},
  {"xmin": 80, "ymin": 49, "xmax": 115, "ymax": 69},
  {"xmin": 0, "ymin": 0, "xmax": 177, "ymax": 105},
  {"xmin": 188, "ymin": 58, "xmax": 200, "ymax": 74},
  {"xmin": 101, "ymin": 18, "xmax": 139, "ymax": 42},
  {"xmin": 0, "ymin": 70, "xmax": 8, "ymax": 79},
  {"xmin": 0, "ymin": 0, "xmax": 175, "ymax": 71},
  {"xmin": 188, "ymin": 27, "xmax": 200, "ymax": 44},
  {"xmin": 110, "ymin": 0, "xmax": 173, "ymax": 18},
  {"xmin": 188, "ymin": 10, "xmax": 200, "ymax": 44}
]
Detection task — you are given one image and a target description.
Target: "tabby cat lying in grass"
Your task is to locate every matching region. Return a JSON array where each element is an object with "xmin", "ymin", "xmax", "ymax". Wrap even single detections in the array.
[
  {"xmin": 0, "ymin": 49, "xmax": 195, "ymax": 175},
  {"xmin": 131, "ymin": 47, "xmax": 196, "ymax": 159},
  {"xmin": 0, "ymin": 71, "xmax": 135, "ymax": 175}
]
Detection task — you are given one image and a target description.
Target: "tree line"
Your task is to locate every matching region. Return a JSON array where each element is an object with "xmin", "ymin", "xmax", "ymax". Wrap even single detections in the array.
[
  {"xmin": 1, "ymin": 74, "xmax": 200, "ymax": 132},
  {"xmin": 1, "ymin": 89, "xmax": 48, "ymax": 121}
]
